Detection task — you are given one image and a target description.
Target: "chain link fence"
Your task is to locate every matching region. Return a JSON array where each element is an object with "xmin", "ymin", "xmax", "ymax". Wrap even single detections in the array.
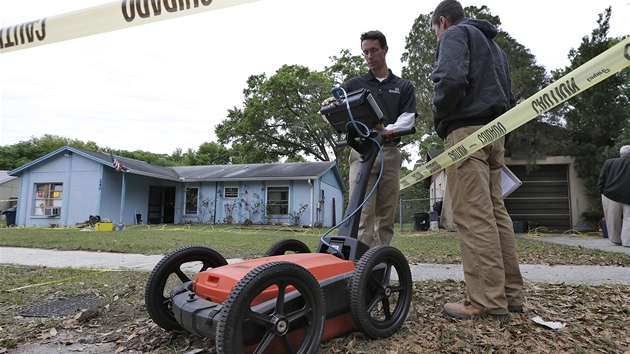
[{"xmin": 397, "ymin": 197, "xmax": 443, "ymax": 232}]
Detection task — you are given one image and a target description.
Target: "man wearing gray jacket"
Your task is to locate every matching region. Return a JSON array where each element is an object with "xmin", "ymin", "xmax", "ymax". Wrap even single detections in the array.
[{"xmin": 430, "ymin": 0, "xmax": 523, "ymax": 322}]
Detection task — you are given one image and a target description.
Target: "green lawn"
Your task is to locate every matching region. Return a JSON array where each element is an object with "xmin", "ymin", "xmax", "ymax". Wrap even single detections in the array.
[{"xmin": 1, "ymin": 224, "xmax": 628, "ymax": 266}]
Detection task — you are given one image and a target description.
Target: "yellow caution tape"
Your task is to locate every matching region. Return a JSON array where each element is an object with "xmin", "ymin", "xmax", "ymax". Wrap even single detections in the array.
[
  {"xmin": 6, "ymin": 269, "xmax": 112, "ymax": 292},
  {"xmin": 0, "ymin": 0, "xmax": 260, "ymax": 54},
  {"xmin": 400, "ymin": 37, "xmax": 630, "ymax": 190}
]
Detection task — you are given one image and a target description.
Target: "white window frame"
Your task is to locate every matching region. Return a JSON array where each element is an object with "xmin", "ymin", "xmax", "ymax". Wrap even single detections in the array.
[
  {"xmin": 33, "ymin": 182, "xmax": 63, "ymax": 216},
  {"xmin": 266, "ymin": 186, "xmax": 289, "ymax": 215},
  {"xmin": 185, "ymin": 187, "xmax": 199, "ymax": 215},
  {"xmin": 223, "ymin": 187, "xmax": 239, "ymax": 198}
]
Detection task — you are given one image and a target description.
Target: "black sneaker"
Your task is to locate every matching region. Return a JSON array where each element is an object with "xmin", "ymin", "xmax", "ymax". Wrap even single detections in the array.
[{"xmin": 508, "ymin": 304, "xmax": 523, "ymax": 313}]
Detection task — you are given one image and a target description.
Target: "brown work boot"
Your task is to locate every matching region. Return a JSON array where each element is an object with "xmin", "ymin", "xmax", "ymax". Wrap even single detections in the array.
[
  {"xmin": 443, "ymin": 301, "xmax": 485, "ymax": 319},
  {"xmin": 443, "ymin": 301, "xmax": 509, "ymax": 322}
]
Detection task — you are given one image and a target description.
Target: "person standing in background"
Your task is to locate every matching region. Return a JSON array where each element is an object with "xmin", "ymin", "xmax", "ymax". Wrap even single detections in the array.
[{"xmin": 598, "ymin": 145, "xmax": 630, "ymax": 247}]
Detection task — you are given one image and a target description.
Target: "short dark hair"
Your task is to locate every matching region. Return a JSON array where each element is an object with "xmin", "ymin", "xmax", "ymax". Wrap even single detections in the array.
[
  {"xmin": 431, "ymin": 0, "xmax": 465, "ymax": 27},
  {"xmin": 360, "ymin": 30, "xmax": 387, "ymax": 49}
]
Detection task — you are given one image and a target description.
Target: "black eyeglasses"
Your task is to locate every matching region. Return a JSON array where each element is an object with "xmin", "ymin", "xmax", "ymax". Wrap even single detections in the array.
[{"xmin": 362, "ymin": 48, "xmax": 381, "ymax": 57}]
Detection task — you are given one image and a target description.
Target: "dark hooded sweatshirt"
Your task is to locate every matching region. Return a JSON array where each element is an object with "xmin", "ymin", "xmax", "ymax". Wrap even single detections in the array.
[
  {"xmin": 431, "ymin": 18, "xmax": 516, "ymax": 139},
  {"xmin": 598, "ymin": 156, "xmax": 630, "ymax": 205}
]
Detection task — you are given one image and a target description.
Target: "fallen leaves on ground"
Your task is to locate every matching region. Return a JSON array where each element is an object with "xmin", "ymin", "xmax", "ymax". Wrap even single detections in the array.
[{"xmin": 3, "ymin": 279, "xmax": 629, "ymax": 353}]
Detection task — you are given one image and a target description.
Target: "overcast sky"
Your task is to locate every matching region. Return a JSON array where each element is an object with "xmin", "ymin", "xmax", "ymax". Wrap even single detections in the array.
[{"xmin": 1, "ymin": 0, "xmax": 629, "ymax": 156}]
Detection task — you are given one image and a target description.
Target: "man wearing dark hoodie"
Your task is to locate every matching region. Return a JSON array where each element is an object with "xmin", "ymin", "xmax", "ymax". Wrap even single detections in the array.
[{"xmin": 430, "ymin": 0, "xmax": 523, "ymax": 322}]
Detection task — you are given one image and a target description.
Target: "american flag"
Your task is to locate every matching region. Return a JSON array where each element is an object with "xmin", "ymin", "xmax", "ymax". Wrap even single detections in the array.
[{"xmin": 110, "ymin": 153, "xmax": 129, "ymax": 172}]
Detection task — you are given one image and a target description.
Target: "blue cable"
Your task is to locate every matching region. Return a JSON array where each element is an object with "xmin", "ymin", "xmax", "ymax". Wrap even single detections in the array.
[{"xmin": 319, "ymin": 86, "xmax": 386, "ymax": 257}]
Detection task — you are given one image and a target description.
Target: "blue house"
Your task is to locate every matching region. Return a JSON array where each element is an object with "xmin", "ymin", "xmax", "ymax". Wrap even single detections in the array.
[{"xmin": 8, "ymin": 146, "xmax": 346, "ymax": 228}]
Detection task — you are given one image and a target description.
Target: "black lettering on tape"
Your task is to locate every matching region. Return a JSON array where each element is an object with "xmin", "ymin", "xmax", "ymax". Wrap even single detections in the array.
[
  {"xmin": 542, "ymin": 93, "xmax": 554, "ymax": 108},
  {"xmin": 426, "ymin": 161, "xmax": 442, "ymax": 174},
  {"xmin": 477, "ymin": 122, "xmax": 507, "ymax": 145},
  {"xmin": 37, "ymin": 19, "xmax": 46, "ymax": 40},
  {"xmin": 554, "ymin": 86, "xmax": 567, "ymax": 101},
  {"xmin": 136, "ymin": 1, "xmax": 153, "ymax": 19},
  {"xmin": 122, "ymin": 0, "xmax": 214, "ymax": 23},
  {"xmin": 0, "ymin": 19, "xmax": 46, "ymax": 49},
  {"xmin": 447, "ymin": 145, "xmax": 468, "ymax": 162},
  {"xmin": 531, "ymin": 77, "xmax": 580, "ymax": 115},
  {"xmin": 625, "ymin": 42, "xmax": 630, "ymax": 60},
  {"xmin": 587, "ymin": 69, "xmax": 611, "ymax": 82}
]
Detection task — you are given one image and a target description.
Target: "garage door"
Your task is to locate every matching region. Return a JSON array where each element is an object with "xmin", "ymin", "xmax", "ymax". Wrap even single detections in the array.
[{"xmin": 504, "ymin": 164, "xmax": 571, "ymax": 231}]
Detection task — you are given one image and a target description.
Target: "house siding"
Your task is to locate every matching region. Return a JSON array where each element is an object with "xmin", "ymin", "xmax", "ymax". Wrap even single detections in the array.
[
  {"xmin": 290, "ymin": 180, "xmax": 312, "ymax": 226},
  {"xmin": 63, "ymin": 159, "xmax": 101, "ymax": 226},
  {"xmin": 15, "ymin": 154, "xmax": 101, "ymax": 227},
  {"xmin": 0, "ymin": 173, "xmax": 19, "ymax": 216},
  {"xmin": 319, "ymin": 178, "xmax": 342, "ymax": 227},
  {"xmin": 100, "ymin": 172, "xmax": 162, "ymax": 225},
  {"xmin": 9, "ymin": 147, "xmax": 345, "ymax": 228},
  {"xmin": 99, "ymin": 168, "xmax": 122, "ymax": 223}
]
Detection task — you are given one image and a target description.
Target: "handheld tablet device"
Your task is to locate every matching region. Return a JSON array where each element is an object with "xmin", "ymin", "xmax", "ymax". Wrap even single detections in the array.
[{"xmin": 319, "ymin": 88, "xmax": 384, "ymax": 133}]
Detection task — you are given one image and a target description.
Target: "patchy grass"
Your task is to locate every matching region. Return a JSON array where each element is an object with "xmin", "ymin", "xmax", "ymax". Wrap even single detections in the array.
[
  {"xmin": 0, "ymin": 265, "xmax": 145, "ymax": 351},
  {"xmin": 1, "ymin": 225, "xmax": 628, "ymax": 266},
  {"xmin": 1, "ymin": 265, "xmax": 629, "ymax": 353},
  {"xmin": 1, "ymin": 225, "xmax": 629, "ymax": 352}
]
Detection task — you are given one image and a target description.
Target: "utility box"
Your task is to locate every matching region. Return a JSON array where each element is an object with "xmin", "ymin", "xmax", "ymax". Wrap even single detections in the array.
[
  {"xmin": 3, "ymin": 205, "xmax": 17, "ymax": 226},
  {"xmin": 513, "ymin": 221, "xmax": 527, "ymax": 234},
  {"xmin": 94, "ymin": 222, "xmax": 113, "ymax": 232},
  {"xmin": 413, "ymin": 212, "xmax": 429, "ymax": 231}
]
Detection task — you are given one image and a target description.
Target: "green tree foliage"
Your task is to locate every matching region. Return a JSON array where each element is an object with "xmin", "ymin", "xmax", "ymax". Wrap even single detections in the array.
[
  {"xmin": 0, "ymin": 135, "xmax": 183, "ymax": 170},
  {"xmin": 323, "ymin": 49, "xmax": 366, "ymax": 86},
  {"xmin": 181, "ymin": 142, "xmax": 232, "ymax": 165},
  {"xmin": 170, "ymin": 148, "xmax": 185, "ymax": 165},
  {"xmin": 553, "ymin": 7, "xmax": 630, "ymax": 204},
  {"xmin": 0, "ymin": 141, "xmax": 47, "ymax": 170},
  {"xmin": 401, "ymin": 12, "xmax": 437, "ymax": 142},
  {"xmin": 401, "ymin": 5, "xmax": 551, "ymax": 164},
  {"xmin": 214, "ymin": 64, "xmax": 348, "ymax": 166},
  {"xmin": 0, "ymin": 134, "xmax": 99, "ymax": 170},
  {"xmin": 110, "ymin": 149, "xmax": 175, "ymax": 167},
  {"xmin": 30, "ymin": 134, "xmax": 100, "ymax": 152}
]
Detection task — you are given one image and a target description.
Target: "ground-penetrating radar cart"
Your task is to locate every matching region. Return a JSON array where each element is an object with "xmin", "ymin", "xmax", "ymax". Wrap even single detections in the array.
[{"xmin": 145, "ymin": 87, "xmax": 416, "ymax": 354}]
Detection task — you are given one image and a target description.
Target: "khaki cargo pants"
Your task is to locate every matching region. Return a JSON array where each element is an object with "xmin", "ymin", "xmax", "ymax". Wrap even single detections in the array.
[{"xmin": 445, "ymin": 126, "xmax": 523, "ymax": 315}]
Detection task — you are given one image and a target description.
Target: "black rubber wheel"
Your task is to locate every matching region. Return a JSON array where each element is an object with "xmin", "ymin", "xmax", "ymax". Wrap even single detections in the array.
[
  {"xmin": 348, "ymin": 246, "xmax": 412, "ymax": 338},
  {"xmin": 216, "ymin": 261, "xmax": 325, "ymax": 354},
  {"xmin": 264, "ymin": 239, "xmax": 311, "ymax": 256},
  {"xmin": 145, "ymin": 245, "xmax": 228, "ymax": 331}
]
